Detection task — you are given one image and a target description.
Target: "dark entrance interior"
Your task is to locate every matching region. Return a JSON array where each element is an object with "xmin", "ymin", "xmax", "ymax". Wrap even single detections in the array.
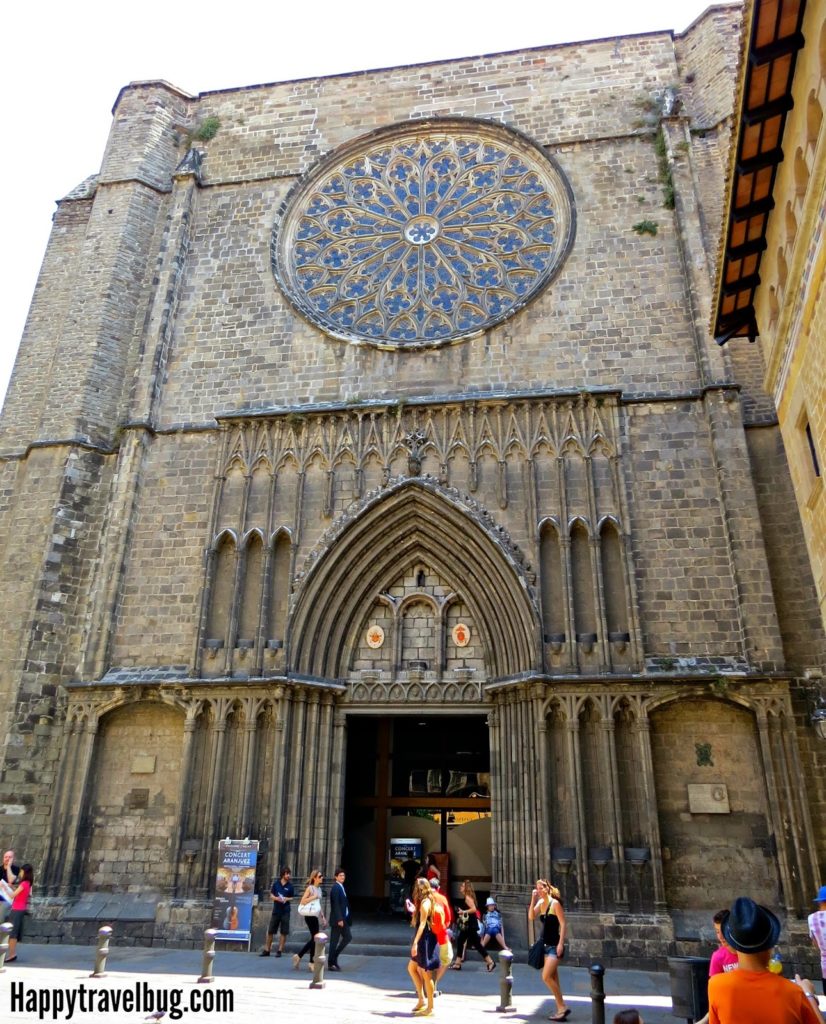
[{"xmin": 343, "ymin": 715, "xmax": 491, "ymax": 907}]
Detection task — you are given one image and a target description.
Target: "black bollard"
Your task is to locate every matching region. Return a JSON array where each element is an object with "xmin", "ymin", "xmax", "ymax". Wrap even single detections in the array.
[
  {"xmin": 0, "ymin": 921, "xmax": 12, "ymax": 971},
  {"xmin": 90, "ymin": 926, "xmax": 113, "ymax": 978},
  {"xmin": 310, "ymin": 931, "xmax": 328, "ymax": 989},
  {"xmin": 496, "ymin": 948, "xmax": 516, "ymax": 1012},
  {"xmin": 590, "ymin": 963, "xmax": 606, "ymax": 1024},
  {"xmin": 198, "ymin": 928, "xmax": 218, "ymax": 984}
]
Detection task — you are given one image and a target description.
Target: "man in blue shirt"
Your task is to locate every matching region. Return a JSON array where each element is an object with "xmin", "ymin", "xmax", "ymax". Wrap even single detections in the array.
[{"xmin": 259, "ymin": 866, "xmax": 294, "ymax": 957}]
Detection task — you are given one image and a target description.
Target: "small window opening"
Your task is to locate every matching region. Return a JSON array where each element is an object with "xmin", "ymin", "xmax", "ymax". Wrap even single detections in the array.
[{"xmin": 806, "ymin": 421, "xmax": 821, "ymax": 478}]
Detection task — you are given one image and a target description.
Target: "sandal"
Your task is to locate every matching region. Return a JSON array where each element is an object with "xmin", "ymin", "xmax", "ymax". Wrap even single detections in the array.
[
  {"xmin": 486, "ymin": 958, "xmax": 495, "ymax": 972},
  {"xmin": 449, "ymin": 961, "xmax": 462, "ymax": 970},
  {"xmin": 549, "ymin": 1010, "xmax": 571, "ymax": 1021}
]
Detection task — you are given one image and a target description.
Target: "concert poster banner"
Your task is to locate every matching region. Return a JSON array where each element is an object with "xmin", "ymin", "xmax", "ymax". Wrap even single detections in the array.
[
  {"xmin": 389, "ymin": 836, "xmax": 423, "ymax": 913},
  {"xmin": 211, "ymin": 838, "xmax": 259, "ymax": 945}
]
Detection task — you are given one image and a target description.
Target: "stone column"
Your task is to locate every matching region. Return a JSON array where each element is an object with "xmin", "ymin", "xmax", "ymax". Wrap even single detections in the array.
[
  {"xmin": 240, "ymin": 701, "xmax": 261, "ymax": 837},
  {"xmin": 171, "ymin": 703, "xmax": 201, "ymax": 895},
  {"xmin": 327, "ymin": 707, "xmax": 347, "ymax": 871},
  {"xmin": 566, "ymin": 713, "xmax": 591, "ymax": 910},
  {"xmin": 298, "ymin": 692, "xmax": 321, "ymax": 865},
  {"xmin": 601, "ymin": 715, "xmax": 628, "ymax": 909},
  {"xmin": 754, "ymin": 706, "xmax": 795, "ymax": 913},
  {"xmin": 313, "ymin": 694, "xmax": 334, "ymax": 866},
  {"xmin": 282, "ymin": 689, "xmax": 307, "ymax": 869},
  {"xmin": 635, "ymin": 712, "xmax": 666, "ymax": 912},
  {"xmin": 537, "ymin": 715, "xmax": 551, "ymax": 878},
  {"xmin": 42, "ymin": 715, "xmax": 82, "ymax": 893},
  {"xmin": 197, "ymin": 708, "xmax": 229, "ymax": 892},
  {"xmin": 267, "ymin": 687, "xmax": 287, "ymax": 870},
  {"xmin": 489, "ymin": 703, "xmax": 505, "ymax": 888},
  {"xmin": 558, "ymin": 456, "xmax": 576, "ymax": 672},
  {"xmin": 57, "ymin": 715, "xmax": 99, "ymax": 895},
  {"xmin": 779, "ymin": 710, "xmax": 819, "ymax": 902}
]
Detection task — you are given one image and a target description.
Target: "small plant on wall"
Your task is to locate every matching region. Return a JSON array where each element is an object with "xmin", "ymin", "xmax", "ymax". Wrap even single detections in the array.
[{"xmin": 191, "ymin": 116, "xmax": 220, "ymax": 143}]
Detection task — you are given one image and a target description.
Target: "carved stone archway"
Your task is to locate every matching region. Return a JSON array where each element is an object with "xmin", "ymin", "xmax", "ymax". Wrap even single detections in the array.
[{"xmin": 288, "ymin": 477, "xmax": 542, "ymax": 682}]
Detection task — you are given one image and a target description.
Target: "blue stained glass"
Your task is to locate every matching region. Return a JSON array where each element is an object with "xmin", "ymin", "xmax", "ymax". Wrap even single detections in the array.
[
  {"xmin": 330, "ymin": 304, "xmax": 356, "ymax": 326},
  {"xmin": 531, "ymin": 223, "xmax": 556, "ymax": 244},
  {"xmin": 277, "ymin": 125, "xmax": 571, "ymax": 344},
  {"xmin": 521, "ymin": 248, "xmax": 549, "ymax": 270},
  {"xmin": 475, "ymin": 265, "xmax": 501, "ymax": 287},
  {"xmin": 520, "ymin": 173, "xmax": 544, "ymax": 194},
  {"xmin": 433, "ymin": 288, "xmax": 458, "ymax": 311},
  {"xmin": 389, "ymin": 318, "xmax": 418, "ymax": 340},
  {"xmin": 384, "ymin": 292, "xmax": 411, "ymax": 315},
  {"xmin": 509, "ymin": 271, "xmax": 533, "ymax": 295},
  {"xmin": 326, "ymin": 211, "xmax": 351, "ymax": 233},
  {"xmin": 345, "ymin": 277, "xmax": 369, "ymax": 297}
]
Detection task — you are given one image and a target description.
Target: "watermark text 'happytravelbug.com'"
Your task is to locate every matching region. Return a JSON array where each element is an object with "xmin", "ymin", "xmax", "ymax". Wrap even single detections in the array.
[{"xmin": 10, "ymin": 980, "xmax": 234, "ymax": 1021}]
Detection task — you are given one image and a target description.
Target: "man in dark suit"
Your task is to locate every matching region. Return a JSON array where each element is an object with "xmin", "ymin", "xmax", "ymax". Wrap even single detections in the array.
[{"xmin": 327, "ymin": 867, "xmax": 352, "ymax": 971}]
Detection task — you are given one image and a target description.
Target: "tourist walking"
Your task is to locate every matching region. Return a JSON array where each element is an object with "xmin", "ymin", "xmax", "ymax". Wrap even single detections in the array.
[
  {"xmin": 429, "ymin": 879, "xmax": 453, "ymax": 995},
  {"xmin": 259, "ymin": 865, "xmax": 293, "ymax": 957},
  {"xmin": 450, "ymin": 879, "xmax": 494, "ymax": 971},
  {"xmin": 6, "ymin": 863, "xmax": 33, "ymax": 963},
  {"xmin": 328, "ymin": 867, "xmax": 352, "ymax": 971},
  {"xmin": 408, "ymin": 877, "xmax": 439, "ymax": 1017},
  {"xmin": 810, "ymin": 884, "xmax": 826, "ymax": 996},
  {"xmin": 293, "ymin": 868, "xmax": 326, "ymax": 970},
  {"xmin": 0, "ymin": 849, "xmax": 19, "ymax": 924},
  {"xmin": 528, "ymin": 878, "xmax": 569, "ymax": 1021}
]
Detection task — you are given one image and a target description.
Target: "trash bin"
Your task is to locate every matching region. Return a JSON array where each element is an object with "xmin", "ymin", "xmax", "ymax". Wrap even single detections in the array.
[{"xmin": 667, "ymin": 956, "xmax": 711, "ymax": 1023}]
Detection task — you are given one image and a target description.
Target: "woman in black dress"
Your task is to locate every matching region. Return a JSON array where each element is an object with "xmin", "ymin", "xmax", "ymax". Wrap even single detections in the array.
[
  {"xmin": 528, "ymin": 878, "xmax": 569, "ymax": 1021},
  {"xmin": 450, "ymin": 879, "xmax": 495, "ymax": 971}
]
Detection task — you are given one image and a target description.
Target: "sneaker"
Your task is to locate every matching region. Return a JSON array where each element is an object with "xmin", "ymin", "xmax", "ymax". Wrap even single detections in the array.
[
  {"xmin": 292, "ymin": 954, "xmax": 300, "ymax": 969},
  {"xmin": 258, "ymin": 949, "xmax": 270, "ymax": 957}
]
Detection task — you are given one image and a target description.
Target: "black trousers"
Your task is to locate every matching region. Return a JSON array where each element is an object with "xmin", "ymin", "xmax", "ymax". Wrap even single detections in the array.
[
  {"xmin": 329, "ymin": 921, "xmax": 352, "ymax": 965},
  {"xmin": 297, "ymin": 916, "xmax": 320, "ymax": 960}
]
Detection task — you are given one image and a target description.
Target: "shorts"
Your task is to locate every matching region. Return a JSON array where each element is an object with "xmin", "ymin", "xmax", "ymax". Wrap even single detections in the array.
[
  {"xmin": 485, "ymin": 926, "xmax": 502, "ymax": 937},
  {"xmin": 545, "ymin": 944, "xmax": 565, "ymax": 960},
  {"xmin": 9, "ymin": 909, "xmax": 26, "ymax": 941},
  {"xmin": 267, "ymin": 908, "xmax": 290, "ymax": 936},
  {"xmin": 439, "ymin": 940, "xmax": 453, "ymax": 967}
]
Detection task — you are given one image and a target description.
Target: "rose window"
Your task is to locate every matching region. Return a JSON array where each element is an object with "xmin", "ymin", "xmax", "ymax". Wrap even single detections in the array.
[{"xmin": 273, "ymin": 120, "xmax": 575, "ymax": 349}]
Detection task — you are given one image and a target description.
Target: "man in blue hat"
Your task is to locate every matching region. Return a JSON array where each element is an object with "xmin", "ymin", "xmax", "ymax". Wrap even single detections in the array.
[
  {"xmin": 708, "ymin": 897, "xmax": 822, "ymax": 1023},
  {"xmin": 810, "ymin": 885, "xmax": 826, "ymax": 997}
]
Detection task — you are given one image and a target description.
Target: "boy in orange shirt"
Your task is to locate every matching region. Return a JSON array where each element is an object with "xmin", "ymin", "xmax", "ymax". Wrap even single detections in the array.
[{"xmin": 708, "ymin": 897, "xmax": 822, "ymax": 1024}]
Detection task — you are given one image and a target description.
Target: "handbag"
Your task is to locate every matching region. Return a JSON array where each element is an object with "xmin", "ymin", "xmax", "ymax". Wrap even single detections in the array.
[
  {"xmin": 298, "ymin": 897, "xmax": 321, "ymax": 917},
  {"xmin": 528, "ymin": 937, "xmax": 545, "ymax": 969}
]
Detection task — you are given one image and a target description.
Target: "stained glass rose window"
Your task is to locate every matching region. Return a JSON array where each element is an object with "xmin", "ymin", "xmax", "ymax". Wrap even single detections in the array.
[{"xmin": 273, "ymin": 119, "xmax": 575, "ymax": 349}]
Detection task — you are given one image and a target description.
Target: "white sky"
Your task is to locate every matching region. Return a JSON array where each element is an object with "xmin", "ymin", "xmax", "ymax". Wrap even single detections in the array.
[{"xmin": 0, "ymin": 0, "xmax": 722, "ymax": 411}]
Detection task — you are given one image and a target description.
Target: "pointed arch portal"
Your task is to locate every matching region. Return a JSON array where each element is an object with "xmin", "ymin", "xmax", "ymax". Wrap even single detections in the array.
[{"xmin": 288, "ymin": 479, "xmax": 541, "ymax": 682}]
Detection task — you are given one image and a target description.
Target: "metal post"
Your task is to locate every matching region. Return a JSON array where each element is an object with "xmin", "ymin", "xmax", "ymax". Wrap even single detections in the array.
[
  {"xmin": 309, "ymin": 931, "xmax": 328, "ymax": 989},
  {"xmin": 90, "ymin": 926, "xmax": 113, "ymax": 978},
  {"xmin": 0, "ymin": 922, "xmax": 12, "ymax": 971},
  {"xmin": 590, "ymin": 963, "xmax": 606, "ymax": 1024},
  {"xmin": 198, "ymin": 928, "xmax": 218, "ymax": 984},
  {"xmin": 496, "ymin": 948, "xmax": 516, "ymax": 1012}
]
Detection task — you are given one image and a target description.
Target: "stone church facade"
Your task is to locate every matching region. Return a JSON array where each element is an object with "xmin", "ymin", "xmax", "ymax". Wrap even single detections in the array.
[{"xmin": 1, "ymin": 3, "xmax": 824, "ymax": 964}]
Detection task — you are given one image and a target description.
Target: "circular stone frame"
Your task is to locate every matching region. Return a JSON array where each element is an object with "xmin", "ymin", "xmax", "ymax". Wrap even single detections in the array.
[{"xmin": 272, "ymin": 118, "xmax": 576, "ymax": 350}]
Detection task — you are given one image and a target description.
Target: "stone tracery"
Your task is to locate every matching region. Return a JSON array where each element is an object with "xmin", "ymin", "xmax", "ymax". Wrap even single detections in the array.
[{"xmin": 273, "ymin": 120, "xmax": 575, "ymax": 347}]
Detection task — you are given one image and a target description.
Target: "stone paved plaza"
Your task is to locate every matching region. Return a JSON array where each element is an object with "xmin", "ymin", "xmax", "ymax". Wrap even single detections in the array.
[{"xmin": 3, "ymin": 942, "xmax": 678, "ymax": 1024}]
